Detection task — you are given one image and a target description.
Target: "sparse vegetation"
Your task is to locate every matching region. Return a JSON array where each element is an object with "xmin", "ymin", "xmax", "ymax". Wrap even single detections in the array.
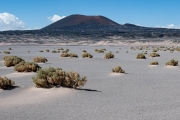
[
  {"xmin": 32, "ymin": 67, "xmax": 87, "ymax": 88},
  {"xmin": 150, "ymin": 61, "xmax": 158, "ymax": 65},
  {"xmin": 3, "ymin": 56, "xmax": 24, "ymax": 67},
  {"xmin": 46, "ymin": 49, "xmax": 49, "ymax": 52},
  {"xmin": 166, "ymin": 59, "xmax": 178, "ymax": 66},
  {"xmin": 104, "ymin": 52, "xmax": 114, "ymax": 59},
  {"xmin": 14, "ymin": 61, "xmax": 41, "ymax": 72},
  {"xmin": 82, "ymin": 50, "xmax": 87, "ymax": 52},
  {"xmin": 39, "ymin": 50, "xmax": 43, "ymax": 52},
  {"xmin": 33, "ymin": 57, "xmax": 48, "ymax": 63},
  {"xmin": 136, "ymin": 53, "xmax": 146, "ymax": 59},
  {"xmin": 8, "ymin": 48, "xmax": 12, "ymax": 50},
  {"xmin": 82, "ymin": 53, "xmax": 93, "ymax": 58},
  {"xmin": 112, "ymin": 66, "xmax": 125, "ymax": 73},
  {"xmin": 52, "ymin": 50, "xmax": 57, "ymax": 53},
  {"xmin": 0, "ymin": 76, "xmax": 15, "ymax": 90}
]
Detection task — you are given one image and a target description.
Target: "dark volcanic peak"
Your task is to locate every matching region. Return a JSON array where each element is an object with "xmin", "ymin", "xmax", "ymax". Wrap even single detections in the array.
[{"xmin": 42, "ymin": 14, "xmax": 120, "ymax": 30}]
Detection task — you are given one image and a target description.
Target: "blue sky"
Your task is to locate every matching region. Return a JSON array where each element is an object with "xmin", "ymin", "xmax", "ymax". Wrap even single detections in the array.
[{"xmin": 0, "ymin": 0, "xmax": 180, "ymax": 30}]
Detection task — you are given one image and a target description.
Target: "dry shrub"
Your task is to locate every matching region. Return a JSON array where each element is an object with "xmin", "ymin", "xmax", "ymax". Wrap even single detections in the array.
[
  {"xmin": 136, "ymin": 53, "xmax": 146, "ymax": 59},
  {"xmin": 149, "ymin": 52, "xmax": 160, "ymax": 57},
  {"xmin": 104, "ymin": 52, "xmax": 114, "ymax": 59},
  {"xmin": 112, "ymin": 66, "xmax": 125, "ymax": 73},
  {"xmin": 14, "ymin": 61, "xmax": 41, "ymax": 72},
  {"xmin": 94, "ymin": 49, "xmax": 98, "ymax": 52},
  {"xmin": 3, "ymin": 56, "xmax": 24, "ymax": 67},
  {"xmin": 46, "ymin": 49, "xmax": 49, "ymax": 52},
  {"xmin": 0, "ymin": 76, "xmax": 15, "ymax": 90},
  {"xmin": 3, "ymin": 51, "xmax": 10, "ymax": 54},
  {"xmin": 166, "ymin": 59, "xmax": 178, "ymax": 66},
  {"xmin": 32, "ymin": 67, "xmax": 87, "ymax": 88},
  {"xmin": 152, "ymin": 49, "xmax": 157, "ymax": 52},
  {"xmin": 150, "ymin": 61, "xmax": 158, "ymax": 65},
  {"xmin": 97, "ymin": 49, "xmax": 104, "ymax": 53},
  {"xmin": 33, "ymin": 57, "xmax": 48, "ymax": 63},
  {"xmin": 39, "ymin": 50, "xmax": 43, "ymax": 52},
  {"xmin": 8, "ymin": 48, "xmax": 12, "ymax": 50},
  {"xmin": 82, "ymin": 53, "xmax": 93, "ymax": 58}
]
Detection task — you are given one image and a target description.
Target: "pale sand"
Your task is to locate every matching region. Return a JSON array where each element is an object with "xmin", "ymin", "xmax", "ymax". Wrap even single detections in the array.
[
  {"xmin": 2, "ymin": 72, "xmax": 36, "ymax": 78},
  {"xmin": 109, "ymin": 73, "xmax": 124, "ymax": 76},
  {"xmin": 0, "ymin": 44, "xmax": 180, "ymax": 119}
]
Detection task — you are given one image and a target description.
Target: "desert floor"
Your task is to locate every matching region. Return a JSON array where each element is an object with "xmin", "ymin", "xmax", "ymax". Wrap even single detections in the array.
[{"xmin": 0, "ymin": 44, "xmax": 180, "ymax": 120}]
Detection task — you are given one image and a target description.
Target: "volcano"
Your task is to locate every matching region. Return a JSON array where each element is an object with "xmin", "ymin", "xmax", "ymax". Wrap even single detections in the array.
[{"xmin": 42, "ymin": 14, "xmax": 120, "ymax": 30}]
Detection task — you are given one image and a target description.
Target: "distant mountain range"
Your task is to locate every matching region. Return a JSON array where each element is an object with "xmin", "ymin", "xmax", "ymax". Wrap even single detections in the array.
[{"xmin": 0, "ymin": 14, "xmax": 180, "ymax": 43}]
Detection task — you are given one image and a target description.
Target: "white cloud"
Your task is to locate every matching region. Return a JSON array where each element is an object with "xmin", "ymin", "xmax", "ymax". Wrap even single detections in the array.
[
  {"xmin": 155, "ymin": 24, "xmax": 180, "ymax": 29},
  {"xmin": 48, "ymin": 14, "xmax": 66, "ymax": 23},
  {"xmin": 0, "ymin": 12, "xmax": 28, "ymax": 31}
]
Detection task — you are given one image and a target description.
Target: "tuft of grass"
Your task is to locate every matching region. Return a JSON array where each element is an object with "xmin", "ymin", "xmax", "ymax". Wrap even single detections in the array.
[
  {"xmin": 150, "ymin": 61, "xmax": 158, "ymax": 65},
  {"xmin": 14, "ymin": 61, "xmax": 41, "ymax": 72},
  {"xmin": 3, "ymin": 56, "xmax": 24, "ymax": 67},
  {"xmin": 0, "ymin": 76, "xmax": 15, "ymax": 90},
  {"xmin": 82, "ymin": 53, "xmax": 93, "ymax": 58},
  {"xmin": 32, "ymin": 67, "xmax": 87, "ymax": 89},
  {"xmin": 33, "ymin": 57, "xmax": 48, "ymax": 63},
  {"xmin": 136, "ymin": 53, "xmax": 146, "ymax": 59},
  {"xmin": 112, "ymin": 66, "xmax": 125, "ymax": 73},
  {"xmin": 166, "ymin": 59, "xmax": 178, "ymax": 66},
  {"xmin": 104, "ymin": 52, "xmax": 114, "ymax": 59}
]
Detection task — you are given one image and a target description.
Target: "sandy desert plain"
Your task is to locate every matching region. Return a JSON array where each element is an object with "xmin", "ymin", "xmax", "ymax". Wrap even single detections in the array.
[{"xmin": 1, "ymin": 41, "xmax": 180, "ymax": 120}]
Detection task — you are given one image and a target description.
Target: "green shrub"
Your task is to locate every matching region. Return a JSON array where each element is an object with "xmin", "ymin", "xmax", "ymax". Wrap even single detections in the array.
[
  {"xmin": 112, "ymin": 66, "xmax": 125, "ymax": 73},
  {"xmin": 0, "ymin": 76, "xmax": 15, "ymax": 90},
  {"xmin": 33, "ymin": 57, "xmax": 48, "ymax": 63},
  {"xmin": 104, "ymin": 52, "xmax": 114, "ymax": 59},
  {"xmin": 14, "ymin": 61, "xmax": 41, "ymax": 72},
  {"xmin": 62, "ymin": 50, "xmax": 68, "ymax": 53},
  {"xmin": 94, "ymin": 49, "xmax": 98, "ymax": 52},
  {"xmin": 46, "ymin": 49, "xmax": 49, "ymax": 52},
  {"xmin": 152, "ymin": 49, "xmax": 157, "ymax": 52},
  {"xmin": 150, "ymin": 61, "xmax": 158, "ymax": 65},
  {"xmin": 82, "ymin": 53, "xmax": 93, "ymax": 58},
  {"xmin": 3, "ymin": 51, "xmax": 10, "ymax": 54},
  {"xmin": 166, "ymin": 59, "xmax": 178, "ymax": 66},
  {"xmin": 39, "ymin": 50, "xmax": 43, "ymax": 52},
  {"xmin": 97, "ymin": 49, "xmax": 104, "ymax": 53},
  {"xmin": 136, "ymin": 53, "xmax": 146, "ymax": 59},
  {"xmin": 149, "ymin": 52, "xmax": 160, "ymax": 57},
  {"xmin": 3, "ymin": 56, "xmax": 24, "ymax": 67},
  {"xmin": 32, "ymin": 67, "xmax": 87, "ymax": 88}
]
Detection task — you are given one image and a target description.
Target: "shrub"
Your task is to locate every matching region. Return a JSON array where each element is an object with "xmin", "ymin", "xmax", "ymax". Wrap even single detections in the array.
[
  {"xmin": 0, "ymin": 76, "xmax": 15, "ymax": 90},
  {"xmin": 149, "ymin": 52, "xmax": 160, "ymax": 57},
  {"xmin": 32, "ymin": 67, "xmax": 87, "ymax": 88},
  {"xmin": 82, "ymin": 53, "xmax": 93, "ymax": 58},
  {"xmin": 3, "ymin": 51, "xmax": 10, "ymax": 54},
  {"xmin": 39, "ymin": 50, "xmax": 43, "ymax": 52},
  {"xmin": 82, "ymin": 50, "xmax": 87, "ymax": 52},
  {"xmin": 52, "ymin": 50, "xmax": 57, "ymax": 53},
  {"xmin": 33, "ymin": 57, "xmax": 48, "ymax": 63},
  {"xmin": 112, "ymin": 66, "xmax": 125, "ymax": 73},
  {"xmin": 8, "ymin": 48, "xmax": 12, "ymax": 50},
  {"xmin": 69, "ymin": 53, "xmax": 78, "ymax": 58},
  {"xmin": 27, "ymin": 50, "xmax": 30, "ymax": 53},
  {"xmin": 150, "ymin": 61, "xmax": 158, "ymax": 65},
  {"xmin": 152, "ymin": 49, "xmax": 157, "ymax": 52},
  {"xmin": 3, "ymin": 56, "xmax": 24, "ymax": 67},
  {"xmin": 136, "ymin": 53, "xmax": 146, "ymax": 59},
  {"xmin": 14, "ymin": 61, "xmax": 41, "ymax": 72},
  {"xmin": 166, "ymin": 59, "xmax": 178, "ymax": 66},
  {"xmin": 62, "ymin": 50, "xmax": 67, "ymax": 53},
  {"xmin": 104, "ymin": 52, "xmax": 114, "ymax": 59},
  {"xmin": 94, "ymin": 49, "xmax": 98, "ymax": 52},
  {"xmin": 97, "ymin": 49, "xmax": 104, "ymax": 53},
  {"xmin": 61, "ymin": 53, "xmax": 78, "ymax": 58},
  {"xmin": 46, "ymin": 49, "xmax": 49, "ymax": 52}
]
